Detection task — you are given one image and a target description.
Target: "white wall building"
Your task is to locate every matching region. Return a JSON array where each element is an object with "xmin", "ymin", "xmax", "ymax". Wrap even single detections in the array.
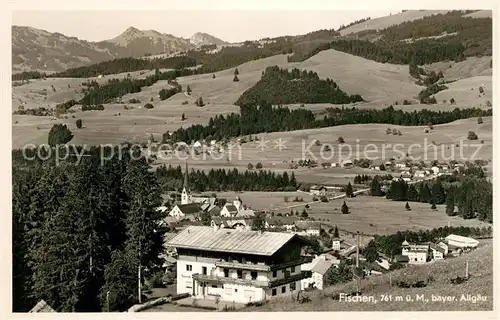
[
  {"xmin": 167, "ymin": 226, "xmax": 313, "ymax": 304},
  {"xmin": 300, "ymin": 255, "xmax": 338, "ymax": 290},
  {"xmin": 401, "ymin": 240, "xmax": 429, "ymax": 264}
]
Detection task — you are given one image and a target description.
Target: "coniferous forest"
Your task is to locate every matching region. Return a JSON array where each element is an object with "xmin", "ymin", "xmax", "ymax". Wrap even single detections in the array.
[
  {"xmin": 12, "ymin": 146, "xmax": 163, "ymax": 312},
  {"xmin": 234, "ymin": 66, "xmax": 363, "ymax": 106}
]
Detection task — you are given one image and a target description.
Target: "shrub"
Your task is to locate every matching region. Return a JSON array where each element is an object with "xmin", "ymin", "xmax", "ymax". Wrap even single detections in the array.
[
  {"xmin": 450, "ymin": 98, "xmax": 456, "ymax": 104},
  {"xmin": 76, "ymin": 119, "xmax": 83, "ymax": 129},
  {"xmin": 233, "ymin": 75, "xmax": 240, "ymax": 82},
  {"xmin": 467, "ymin": 131, "xmax": 478, "ymax": 140},
  {"xmin": 48, "ymin": 124, "xmax": 74, "ymax": 147},
  {"xmin": 144, "ymin": 103, "xmax": 154, "ymax": 109},
  {"xmin": 337, "ymin": 136, "xmax": 345, "ymax": 144},
  {"xmin": 477, "ymin": 117, "xmax": 483, "ymax": 124},
  {"xmin": 181, "ymin": 101, "xmax": 189, "ymax": 105},
  {"xmin": 255, "ymin": 162, "xmax": 263, "ymax": 169},
  {"xmin": 247, "ymin": 163, "xmax": 254, "ymax": 170}
]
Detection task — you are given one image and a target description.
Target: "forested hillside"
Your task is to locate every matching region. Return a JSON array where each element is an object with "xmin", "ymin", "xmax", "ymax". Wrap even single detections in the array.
[{"xmin": 234, "ymin": 66, "xmax": 363, "ymax": 106}]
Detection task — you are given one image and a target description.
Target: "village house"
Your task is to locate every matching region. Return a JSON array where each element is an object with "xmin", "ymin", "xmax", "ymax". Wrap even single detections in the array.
[
  {"xmin": 300, "ymin": 254, "xmax": 338, "ymax": 290},
  {"xmin": 265, "ymin": 216, "xmax": 298, "ymax": 231},
  {"xmin": 210, "ymin": 217, "xmax": 254, "ymax": 231},
  {"xmin": 294, "ymin": 221, "xmax": 322, "ymax": 236},
  {"xmin": 310, "ymin": 185, "xmax": 327, "ymax": 196},
  {"xmin": 429, "ymin": 244, "xmax": 445, "ymax": 260},
  {"xmin": 436, "ymin": 234, "xmax": 479, "ymax": 257},
  {"xmin": 167, "ymin": 226, "xmax": 314, "ymax": 304},
  {"xmin": 401, "ymin": 240, "xmax": 430, "ymax": 264},
  {"xmin": 168, "ymin": 203, "xmax": 203, "ymax": 221},
  {"xmin": 331, "ymin": 238, "xmax": 344, "ymax": 251}
]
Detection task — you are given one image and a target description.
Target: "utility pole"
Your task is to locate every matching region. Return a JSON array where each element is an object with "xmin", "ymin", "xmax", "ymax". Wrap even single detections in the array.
[
  {"xmin": 138, "ymin": 264, "xmax": 142, "ymax": 304},
  {"xmin": 106, "ymin": 291, "xmax": 110, "ymax": 312},
  {"xmin": 356, "ymin": 230, "xmax": 360, "ymax": 268},
  {"xmin": 465, "ymin": 260, "xmax": 469, "ymax": 279}
]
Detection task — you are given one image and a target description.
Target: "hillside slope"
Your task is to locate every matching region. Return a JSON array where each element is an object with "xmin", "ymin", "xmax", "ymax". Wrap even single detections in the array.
[
  {"xmin": 246, "ymin": 239, "xmax": 493, "ymax": 311},
  {"xmin": 339, "ymin": 10, "xmax": 450, "ymax": 35}
]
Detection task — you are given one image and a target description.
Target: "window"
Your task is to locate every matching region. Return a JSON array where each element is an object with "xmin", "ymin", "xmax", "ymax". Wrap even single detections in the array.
[
  {"xmin": 212, "ymin": 285, "xmax": 218, "ymax": 288},
  {"xmin": 272, "ymin": 270, "xmax": 277, "ymax": 278},
  {"xmin": 224, "ymin": 268, "xmax": 229, "ymax": 277},
  {"xmin": 202, "ymin": 266, "xmax": 207, "ymax": 275},
  {"xmin": 272, "ymin": 288, "xmax": 277, "ymax": 296},
  {"xmin": 234, "ymin": 288, "xmax": 238, "ymax": 293},
  {"xmin": 186, "ymin": 264, "xmax": 192, "ymax": 271},
  {"xmin": 237, "ymin": 270, "xmax": 243, "ymax": 279},
  {"xmin": 290, "ymin": 266, "xmax": 295, "ymax": 273},
  {"xmin": 251, "ymin": 271, "xmax": 258, "ymax": 280},
  {"xmin": 281, "ymin": 286, "xmax": 286, "ymax": 294},
  {"xmin": 290, "ymin": 282, "xmax": 296, "ymax": 291}
]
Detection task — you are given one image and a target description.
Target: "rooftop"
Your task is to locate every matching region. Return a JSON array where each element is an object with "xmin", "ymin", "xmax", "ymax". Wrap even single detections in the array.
[
  {"xmin": 176, "ymin": 203, "xmax": 203, "ymax": 214},
  {"xmin": 167, "ymin": 226, "xmax": 307, "ymax": 256},
  {"xmin": 311, "ymin": 259, "xmax": 335, "ymax": 275}
]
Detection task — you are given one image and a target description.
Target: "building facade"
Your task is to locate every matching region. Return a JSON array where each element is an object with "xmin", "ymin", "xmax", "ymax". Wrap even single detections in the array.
[
  {"xmin": 167, "ymin": 226, "xmax": 313, "ymax": 304},
  {"xmin": 401, "ymin": 240, "xmax": 429, "ymax": 264}
]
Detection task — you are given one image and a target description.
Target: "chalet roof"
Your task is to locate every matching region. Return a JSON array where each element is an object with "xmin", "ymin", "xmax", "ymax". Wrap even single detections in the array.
[
  {"xmin": 311, "ymin": 259, "xmax": 335, "ymax": 275},
  {"xmin": 429, "ymin": 244, "xmax": 446, "ymax": 254},
  {"xmin": 176, "ymin": 203, "xmax": 202, "ymax": 214},
  {"xmin": 224, "ymin": 204, "xmax": 238, "ymax": 213},
  {"xmin": 266, "ymin": 216, "xmax": 298, "ymax": 226},
  {"xmin": 29, "ymin": 300, "xmax": 56, "ymax": 313},
  {"xmin": 167, "ymin": 226, "xmax": 308, "ymax": 256},
  {"xmin": 294, "ymin": 221, "xmax": 322, "ymax": 230},
  {"xmin": 445, "ymin": 234, "xmax": 479, "ymax": 246},
  {"xmin": 394, "ymin": 255, "xmax": 409, "ymax": 263}
]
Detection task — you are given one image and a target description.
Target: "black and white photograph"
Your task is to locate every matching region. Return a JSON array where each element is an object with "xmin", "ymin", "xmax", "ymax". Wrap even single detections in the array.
[{"xmin": 6, "ymin": 0, "xmax": 498, "ymax": 316}]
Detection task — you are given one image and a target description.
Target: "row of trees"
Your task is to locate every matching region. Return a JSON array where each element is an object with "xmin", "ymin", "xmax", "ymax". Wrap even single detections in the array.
[
  {"xmin": 12, "ymin": 146, "xmax": 163, "ymax": 312},
  {"xmin": 164, "ymin": 103, "xmax": 492, "ymax": 144},
  {"xmin": 155, "ymin": 164, "xmax": 298, "ymax": 192},
  {"xmin": 234, "ymin": 66, "xmax": 363, "ymax": 106},
  {"xmin": 381, "ymin": 174, "xmax": 492, "ymax": 222},
  {"xmin": 158, "ymin": 81, "xmax": 182, "ymax": 100}
]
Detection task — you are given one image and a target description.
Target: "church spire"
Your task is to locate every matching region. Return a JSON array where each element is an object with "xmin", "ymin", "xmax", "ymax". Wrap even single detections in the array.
[{"xmin": 183, "ymin": 160, "xmax": 189, "ymax": 191}]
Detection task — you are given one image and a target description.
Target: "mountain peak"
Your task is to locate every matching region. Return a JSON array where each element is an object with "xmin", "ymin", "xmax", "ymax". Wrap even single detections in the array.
[{"xmin": 189, "ymin": 32, "xmax": 228, "ymax": 46}]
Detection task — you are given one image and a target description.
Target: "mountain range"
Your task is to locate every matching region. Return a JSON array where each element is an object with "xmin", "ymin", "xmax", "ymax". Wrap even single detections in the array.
[{"xmin": 12, "ymin": 26, "xmax": 228, "ymax": 72}]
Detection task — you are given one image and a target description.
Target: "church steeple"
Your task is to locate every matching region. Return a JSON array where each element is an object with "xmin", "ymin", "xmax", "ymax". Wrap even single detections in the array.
[
  {"xmin": 183, "ymin": 160, "xmax": 189, "ymax": 191},
  {"xmin": 181, "ymin": 161, "xmax": 191, "ymax": 205}
]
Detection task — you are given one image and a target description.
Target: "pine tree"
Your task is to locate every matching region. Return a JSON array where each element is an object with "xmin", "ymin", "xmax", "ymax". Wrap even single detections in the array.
[
  {"xmin": 341, "ymin": 201, "xmax": 349, "ymax": 214},
  {"xmin": 233, "ymin": 75, "xmax": 239, "ymax": 82},
  {"xmin": 431, "ymin": 179, "xmax": 446, "ymax": 204},
  {"xmin": 370, "ymin": 176, "xmax": 382, "ymax": 196},
  {"xmin": 333, "ymin": 225, "xmax": 339, "ymax": 238},
  {"xmin": 234, "ymin": 68, "xmax": 239, "ymax": 76},
  {"xmin": 181, "ymin": 113, "xmax": 186, "ymax": 121},
  {"xmin": 419, "ymin": 183, "xmax": 432, "ymax": 203},
  {"xmin": 445, "ymin": 192, "xmax": 455, "ymax": 216},
  {"xmin": 345, "ymin": 182, "xmax": 354, "ymax": 197},
  {"xmin": 405, "ymin": 202, "xmax": 411, "ymax": 211},
  {"xmin": 186, "ymin": 85, "xmax": 192, "ymax": 94},
  {"xmin": 212, "ymin": 74, "xmax": 216, "ymax": 79},
  {"xmin": 431, "ymin": 199, "xmax": 437, "ymax": 210},
  {"xmin": 407, "ymin": 184, "xmax": 419, "ymax": 202},
  {"xmin": 301, "ymin": 209, "xmax": 308, "ymax": 218}
]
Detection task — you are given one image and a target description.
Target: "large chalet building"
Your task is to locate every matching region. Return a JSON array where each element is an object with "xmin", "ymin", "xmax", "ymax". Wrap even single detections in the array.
[{"xmin": 167, "ymin": 226, "xmax": 313, "ymax": 304}]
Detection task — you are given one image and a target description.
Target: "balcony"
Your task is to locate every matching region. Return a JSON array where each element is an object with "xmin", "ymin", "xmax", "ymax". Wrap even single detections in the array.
[
  {"xmin": 215, "ymin": 260, "xmax": 270, "ymax": 271},
  {"xmin": 268, "ymin": 270, "xmax": 312, "ymax": 288},
  {"xmin": 192, "ymin": 273, "xmax": 269, "ymax": 288}
]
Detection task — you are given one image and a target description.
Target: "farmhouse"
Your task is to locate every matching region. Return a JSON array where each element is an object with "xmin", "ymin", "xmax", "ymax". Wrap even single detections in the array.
[
  {"xmin": 401, "ymin": 240, "xmax": 430, "ymax": 264},
  {"xmin": 265, "ymin": 216, "xmax": 298, "ymax": 231},
  {"xmin": 310, "ymin": 185, "xmax": 327, "ymax": 196},
  {"xmin": 168, "ymin": 203, "xmax": 203, "ymax": 220},
  {"xmin": 166, "ymin": 226, "xmax": 313, "ymax": 304},
  {"xmin": 300, "ymin": 255, "xmax": 337, "ymax": 290},
  {"xmin": 331, "ymin": 238, "xmax": 344, "ymax": 251},
  {"xmin": 429, "ymin": 244, "xmax": 446, "ymax": 260},
  {"xmin": 210, "ymin": 217, "xmax": 254, "ymax": 230},
  {"xmin": 294, "ymin": 221, "xmax": 322, "ymax": 236}
]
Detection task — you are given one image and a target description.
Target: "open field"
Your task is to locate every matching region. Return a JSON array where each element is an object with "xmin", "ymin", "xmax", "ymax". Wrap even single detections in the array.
[
  {"xmin": 464, "ymin": 10, "xmax": 492, "ymax": 18},
  {"xmin": 338, "ymin": 10, "xmax": 451, "ymax": 36},
  {"xmin": 245, "ymin": 239, "xmax": 493, "ymax": 311},
  {"xmin": 423, "ymin": 56, "xmax": 492, "ymax": 82},
  {"xmin": 434, "ymin": 76, "xmax": 492, "ymax": 108}
]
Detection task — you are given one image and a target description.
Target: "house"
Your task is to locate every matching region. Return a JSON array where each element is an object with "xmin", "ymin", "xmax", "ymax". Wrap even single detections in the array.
[
  {"xmin": 376, "ymin": 257, "xmax": 391, "ymax": 270},
  {"xmin": 29, "ymin": 300, "xmax": 56, "ymax": 313},
  {"xmin": 413, "ymin": 170, "xmax": 426, "ymax": 178},
  {"xmin": 331, "ymin": 238, "xmax": 344, "ymax": 251},
  {"xmin": 401, "ymin": 240, "xmax": 429, "ymax": 264},
  {"xmin": 429, "ymin": 244, "xmax": 445, "ymax": 260},
  {"xmin": 341, "ymin": 159, "xmax": 353, "ymax": 168},
  {"xmin": 300, "ymin": 255, "xmax": 337, "ymax": 290},
  {"xmin": 393, "ymin": 255, "xmax": 409, "ymax": 264},
  {"xmin": 395, "ymin": 163, "xmax": 407, "ymax": 169},
  {"xmin": 265, "ymin": 216, "xmax": 298, "ymax": 231},
  {"xmin": 210, "ymin": 217, "xmax": 254, "ymax": 230},
  {"xmin": 166, "ymin": 226, "xmax": 314, "ymax": 304},
  {"xmin": 310, "ymin": 185, "xmax": 327, "ymax": 196},
  {"xmin": 294, "ymin": 221, "xmax": 322, "ymax": 236},
  {"xmin": 220, "ymin": 204, "xmax": 239, "ymax": 217},
  {"xmin": 168, "ymin": 203, "xmax": 203, "ymax": 220},
  {"xmin": 431, "ymin": 166, "xmax": 440, "ymax": 175}
]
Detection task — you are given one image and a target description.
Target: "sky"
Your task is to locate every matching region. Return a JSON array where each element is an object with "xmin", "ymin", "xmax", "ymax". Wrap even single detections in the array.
[{"xmin": 12, "ymin": 10, "xmax": 403, "ymax": 43}]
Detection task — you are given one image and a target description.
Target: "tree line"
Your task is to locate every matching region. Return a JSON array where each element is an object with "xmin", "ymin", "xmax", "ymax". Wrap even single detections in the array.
[
  {"xmin": 378, "ymin": 172, "xmax": 492, "ymax": 223},
  {"xmin": 156, "ymin": 164, "xmax": 298, "ymax": 192},
  {"xmin": 165, "ymin": 103, "xmax": 490, "ymax": 144},
  {"xmin": 234, "ymin": 66, "xmax": 363, "ymax": 106},
  {"xmin": 158, "ymin": 80, "xmax": 183, "ymax": 100},
  {"xmin": 12, "ymin": 145, "xmax": 163, "ymax": 312}
]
